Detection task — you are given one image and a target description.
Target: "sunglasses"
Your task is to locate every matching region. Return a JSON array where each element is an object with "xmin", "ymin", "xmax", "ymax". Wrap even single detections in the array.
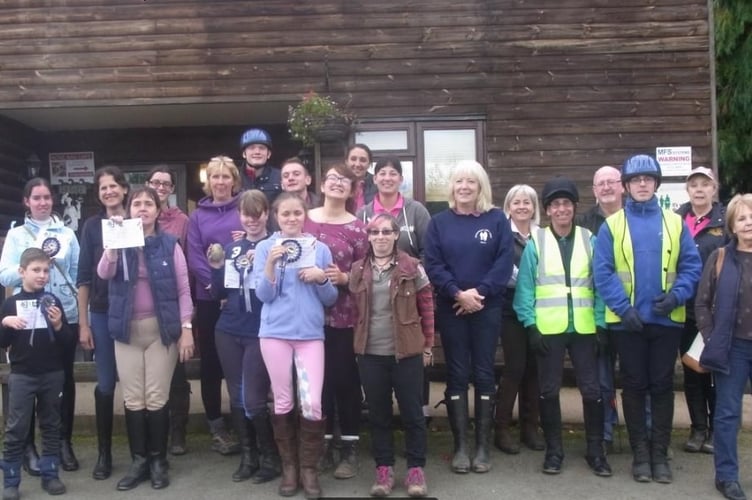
[{"xmin": 367, "ymin": 229, "xmax": 398, "ymax": 236}]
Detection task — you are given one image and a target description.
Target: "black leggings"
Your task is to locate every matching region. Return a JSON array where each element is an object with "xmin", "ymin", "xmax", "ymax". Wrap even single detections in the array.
[
  {"xmin": 322, "ymin": 326, "xmax": 361, "ymax": 437},
  {"xmin": 196, "ymin": 300, "xmax": 224, "ymax": 421}
]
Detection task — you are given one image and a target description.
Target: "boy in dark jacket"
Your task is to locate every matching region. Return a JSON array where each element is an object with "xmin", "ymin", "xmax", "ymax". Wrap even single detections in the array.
[{"xmin": 1, "ymin": 248, "xmax": 73, "ymax": 499}]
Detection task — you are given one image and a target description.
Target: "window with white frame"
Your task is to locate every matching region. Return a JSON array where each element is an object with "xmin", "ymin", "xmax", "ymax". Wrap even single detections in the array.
[{"xmin": 354, "ymin": 119, "xmax": 484, "ymax": 213}]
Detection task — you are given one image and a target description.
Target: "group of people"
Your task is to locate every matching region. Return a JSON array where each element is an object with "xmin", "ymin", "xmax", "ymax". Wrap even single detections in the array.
[{"xmin": 0, "ymin": 131, "xmax": 749, "ymax": 500}]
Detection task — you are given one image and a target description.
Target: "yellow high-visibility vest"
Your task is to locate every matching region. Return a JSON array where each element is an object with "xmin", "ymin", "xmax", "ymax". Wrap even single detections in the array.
[
  {"xmin": 532, "ymin": 226, "xmax": 595, "ymax": 335},
  {"xmin": 604, "ymin": 209, "xmax": 685, "ymax": 324}
]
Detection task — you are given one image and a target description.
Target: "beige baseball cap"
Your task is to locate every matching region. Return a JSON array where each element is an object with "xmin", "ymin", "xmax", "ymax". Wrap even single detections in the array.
[{"xmin": 687, "ymin": 166, "xmax": 715, "ymax": 182}]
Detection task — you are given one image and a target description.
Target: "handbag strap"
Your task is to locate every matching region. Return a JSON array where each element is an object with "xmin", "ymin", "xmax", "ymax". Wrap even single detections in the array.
[{"xmin": 715, "ymin": 247, "xmax": 726, "ymax": 278}]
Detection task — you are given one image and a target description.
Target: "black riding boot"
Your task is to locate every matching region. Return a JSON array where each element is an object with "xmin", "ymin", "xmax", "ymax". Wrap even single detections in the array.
[
  {"xmin": 147, "ymin": 406, "xmax": 171, "ymax": 489},
  {"xmin": 251, "ymin": 409, "xmax": 282, "ymax": 484},
  {"xmin": 683, "ymin": 366, "xmax": 708, "ymax": 452},
  {"xmin": 231, "ymin": 407, "xmax": 259, "ymax": 482},
  {"xmin": 539, "ymin": 395, "xmax": 564, "ymax": 474},
  {"xmin": 92, "ymin": 388, "xmax": 114, "ymax": 480},
  {"xmin": 117, "ymin": 409, "xmax": 149, "ymax": 491},
  {"xmin": 622, "ymin": 390, "xmax": 651, "ymax": 482},
  {"xmin": 650, "ymin": 391, "xmax": 675, "ymax": 484},
  {"xmin": 169, "ymin": 377, "xmax": 191, "ymax": 456},
  {"xmin": 472, "ymin": 393, "xmax": 494, "ymax": 473},
  {"xmin": 59, "ymin": 384, "xmax": 78, "ymax": 471},
  {"xmin": 583, "ymin": 399, "xmax": 612, "ymax": 477},
  {"xmin": 445, "ymin": 393, "xmax": 470, "ymax": 473}
]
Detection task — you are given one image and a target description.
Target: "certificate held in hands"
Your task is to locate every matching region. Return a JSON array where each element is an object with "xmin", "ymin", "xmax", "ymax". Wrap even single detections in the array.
[{"xmin": 102, "ymin": 219, "xmax": 145, "ymax": 249}]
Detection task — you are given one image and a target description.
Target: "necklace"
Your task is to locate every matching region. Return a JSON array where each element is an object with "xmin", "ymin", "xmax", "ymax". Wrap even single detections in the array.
[{"xmin": 372, "ymin": 255, "xmax": 393, "ymax": 271}]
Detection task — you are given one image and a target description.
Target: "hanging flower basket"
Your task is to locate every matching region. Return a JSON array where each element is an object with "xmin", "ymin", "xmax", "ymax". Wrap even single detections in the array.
[
  {"xmin": 313, "ymin": 116, "xmax": 351, "ymax": 143},
  {"xmin": 288, "ymin": 91, "xmax": 355, "ymax": 147}
]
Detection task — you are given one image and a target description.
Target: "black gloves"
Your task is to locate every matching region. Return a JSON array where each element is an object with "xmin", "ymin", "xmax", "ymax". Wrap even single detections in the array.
[
  {"xmin": 652, "ymin": 293, "xmax": 678, "ymax": 317},
  {"xmin": 528, "ymin": 326, "xmax": 549, "ymax": 355},
  {"xmin": 594, "ymin": 327, "xmax": 610, "ymax": 357},
  {"xmin": 621, "ymin": 307, "xmax": 644, "ymax": 332}
]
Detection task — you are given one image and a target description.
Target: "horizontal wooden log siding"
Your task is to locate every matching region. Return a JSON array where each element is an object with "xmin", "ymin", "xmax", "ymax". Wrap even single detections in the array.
[
  {"xmin": 0, "ymin": 0, "xmax": 712, "ymax": 205},
  {"xmin": 0, "ymin": 118, "xmax": 35, "ymax": 238}
]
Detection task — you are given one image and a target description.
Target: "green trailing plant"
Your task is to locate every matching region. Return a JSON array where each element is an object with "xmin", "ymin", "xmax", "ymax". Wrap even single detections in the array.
[{"xmin": 288, "ymin": 91, "xmax": 354, "ymax": 146}]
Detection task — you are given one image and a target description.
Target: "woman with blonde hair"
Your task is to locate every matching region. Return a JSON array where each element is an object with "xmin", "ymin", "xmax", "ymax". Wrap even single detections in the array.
[
  {"xmin": 186, "ymin": 156, "xmax": 243, "ymax": 455},
  {"xmin": 424, "ymin": 160, "xmax": 514, "ymax": 474},
  {"xmin": 695, "ymin": 193, "xmax": 752, "ymax": 500},
  {"xmin": 494, "ymin": 184, "xmax": 544, "ymax": 454}
]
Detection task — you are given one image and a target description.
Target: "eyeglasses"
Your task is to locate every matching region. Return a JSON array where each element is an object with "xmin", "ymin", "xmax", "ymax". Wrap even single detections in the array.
[
  {"xmin": 628, "ymin": 175, "xmax": 656, "ymax": 185},
  {"xmin": 148, "ymin": 180, "xmax": 173, "ymax": 189},
  {"xmin": 324, "ymin": 174, "xmax": 352, "ymax": 185},
  {"xmin": 367, "ymin": 229, "xmax": 397, "ymax": 236},
  {"xmin": 594, "ymin": 179, "xmax": 620, "ymax": 189}
]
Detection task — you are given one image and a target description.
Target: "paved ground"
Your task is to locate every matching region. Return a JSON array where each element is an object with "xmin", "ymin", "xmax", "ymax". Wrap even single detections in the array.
[
  {"xmin": 10, "ymin": 427, "xmax": 751, "ymax": 500},
  {"xmin": 4, "ymin": 382, "xmax": 752, "ymax": 499}
]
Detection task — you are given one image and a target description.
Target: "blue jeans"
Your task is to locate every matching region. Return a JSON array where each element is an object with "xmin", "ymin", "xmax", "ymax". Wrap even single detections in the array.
[
  {"xmin": 90, "ymin": 311, "xmax": 117, "ymax": 395},
  {"xmin": 437, "ymin": 302, "xmax": 501, "ymax": 395},
  {"xmin": 713, "ymin": 337, "xmax": 752, "ymax": 482}
]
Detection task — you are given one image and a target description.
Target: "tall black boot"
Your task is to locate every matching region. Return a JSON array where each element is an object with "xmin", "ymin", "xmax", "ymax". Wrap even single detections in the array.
[
  {"xmin": 538, "ymin": 395, "xmax": 564, "ymax": 474},
  {"xmin": 230, "ymin": 407, "xmax": 259, "ymax": 482},
  {"xmin": 92, "ymin": 388, "xmax": 114, "ymax": 480},
  {"xmin": 147, "ymin": 406, "xmax": 171, "ymax": 489},
  {"xmin": 59, "ymin": 373, "xmax": 78, "ymax": 471},
  {"xmin": 117, "ymin": 409, "xmax": 149, "ymax": 491},
  {"xmin": 472, "ymin": 393, "xmax": 494, "ymax": 473},
  {"xmin": 621, "ymin": 390, "xmax": 651, "ymax": 483},
  {"xmin": 445, "ymin": 393, "xmax": 470, "ymax": 473},
  {"xmin": 251, "ymin": 409, "xmax": 281, "ymax": 484},
  {"xmin": 650, "ymin": 391, "xmax": 675, "ymax": 484},
  {"xmin": 169, "ymin": 378, "xmax": 191, "ymax": 456},
  {"xmin": 583, "ymin": 399, "xmax": 612, "ymax": 477},
  {"xmin": 682, "ymin": 367, "xmax": 708, "ymax": 452}
]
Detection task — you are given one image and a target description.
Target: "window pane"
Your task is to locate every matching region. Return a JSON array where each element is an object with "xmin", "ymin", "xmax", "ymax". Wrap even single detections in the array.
[
  {"xmin": 354, "ymin": 130, "xmax": 408, "ymax": 151},
  {"xmin": 424, "ymin": 129, "xmax": 476, "ymax": 202},
  {"xmin": 400, "ymin": 161, "xmax": 414, "ymax": 199}
]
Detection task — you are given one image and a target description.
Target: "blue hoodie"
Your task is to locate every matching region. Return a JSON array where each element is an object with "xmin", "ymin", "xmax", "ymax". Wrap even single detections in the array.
[
  {"xmin": 253, "ymin": 233, "xmax": 338, "ymax": 341},
  {"xmin": 594, "ymin": 195, "xmax": 702, "ymax": 328},
  {"xmin": 0, "ymin": 215, "xmax": 79, "ymax": 323}
]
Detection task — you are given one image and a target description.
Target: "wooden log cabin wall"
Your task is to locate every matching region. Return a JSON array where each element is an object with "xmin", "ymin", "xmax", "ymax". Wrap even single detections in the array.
[{"xmin": 0, "ymin": 0, "xmax": 713, "ymax": 227}]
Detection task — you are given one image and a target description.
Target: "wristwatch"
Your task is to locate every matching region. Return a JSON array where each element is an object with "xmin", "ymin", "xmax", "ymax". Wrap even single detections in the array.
[{"xmin": 181, "ymin": 322, "xmax": 192, "ymax": 329}]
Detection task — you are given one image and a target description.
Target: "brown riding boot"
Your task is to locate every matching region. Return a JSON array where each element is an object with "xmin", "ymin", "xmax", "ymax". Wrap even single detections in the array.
[
  {"xmin": 299, "ymin": 416, "xmax": 326, "ymax": 499},
  {"xmin": 271, "ymin": 411, "xmax": 298, "ymax": 497}
]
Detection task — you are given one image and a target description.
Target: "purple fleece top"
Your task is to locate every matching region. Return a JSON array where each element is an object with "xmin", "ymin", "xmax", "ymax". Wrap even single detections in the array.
[{"xmin": 187, "ymin": 194, "xmax": 243, "ymax": 301}]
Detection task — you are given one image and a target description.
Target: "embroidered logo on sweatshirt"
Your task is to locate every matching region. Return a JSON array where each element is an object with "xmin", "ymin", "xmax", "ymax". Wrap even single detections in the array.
[{"xmin": 474, "ymin": 229, "xmax": 493, "ymax": 244}]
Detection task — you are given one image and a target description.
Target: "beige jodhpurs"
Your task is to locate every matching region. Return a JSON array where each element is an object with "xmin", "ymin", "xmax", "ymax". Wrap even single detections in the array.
[{"xmin": 115, "ymin": 317, "xmax": 177, "ymax": 411}]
